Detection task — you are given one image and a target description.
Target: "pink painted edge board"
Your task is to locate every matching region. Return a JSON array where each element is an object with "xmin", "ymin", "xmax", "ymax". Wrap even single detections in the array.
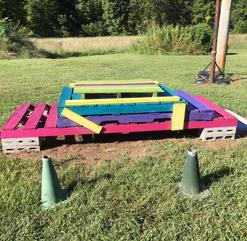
[
  {"xmin": 23, "ymin": 104, "xmax": 47, "ymax": 129},
  {"xmin": 2, "ymin": 104, "xmax": 32, "ymax": 130},
  {"xmin": 0, "ymin": 119, "xmax": 237, "ymax": 139},
  {"xmin": 45, "ymin": 103, "xmax": 58, "ymax": 128},
  {"xmin": 195, "ymin": 96, "xmax": 236, "ymax": 120}
]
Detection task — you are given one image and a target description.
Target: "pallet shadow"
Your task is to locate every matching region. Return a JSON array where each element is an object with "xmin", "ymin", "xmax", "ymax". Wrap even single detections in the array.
[
  {"xmin": 201, "ymin": 167, "xmax": 233, "ymax": 189},
  {"xmin": 43, "ymin": 129, "xmax": 200, "ymax": 150}
]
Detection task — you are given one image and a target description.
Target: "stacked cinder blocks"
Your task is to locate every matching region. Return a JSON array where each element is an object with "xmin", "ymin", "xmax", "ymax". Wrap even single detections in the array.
[
  {"xmin": 199, "ymin": 127, "xmax": 237, "ymax": 141},
  {"xmin": 1, "ymin": 137, "xmax": 41, "ymax": 154}
]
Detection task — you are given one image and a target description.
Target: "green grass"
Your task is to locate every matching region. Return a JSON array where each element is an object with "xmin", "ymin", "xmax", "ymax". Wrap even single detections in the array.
[{"xmin": 0, "ymin": 38, "xmax": 247, "ymax": 240}]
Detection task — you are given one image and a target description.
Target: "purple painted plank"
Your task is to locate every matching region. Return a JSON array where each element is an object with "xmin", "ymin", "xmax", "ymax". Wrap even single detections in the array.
[
  {"xmin": 45, "ymin": 103, "xmax": 58, "ymax": 128},
  {"xmin": 23, "ymin": 104, "xmax": 47, "ymax": 129},
  {"xmin": 2, "ymin": 104, "xmax": 33, "ymax": 130},
  {"xmin": 74, "ymin": 82, "xmax": 156, "ymax": 87},
  {"xmin": 175, "ymin": 90, "xmax": 216, "ymax": 120},
  {"xmin": 175, "ymin": 90, "xmax": 212, "ymax": 111},
  {"xmin": 57, "ymin": 113, "xmax": 172, "ymax": 127},
  {"xmin": 57, "ymin": 109, "xmax": 214, "ymax": 128}
]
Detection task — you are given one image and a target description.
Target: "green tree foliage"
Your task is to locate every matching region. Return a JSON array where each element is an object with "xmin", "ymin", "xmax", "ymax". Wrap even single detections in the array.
[
  {"xmin": 26, "ymin": 0, "xmax": 60, "ymax": 37},
  {"xmin": 102, "ymin": 0, "xmax": 130, "ymax": 35},
  {"xmin": 0, "ymin": 0, "xmax": 246, "ymax": 37},
  {"xmin": 76, "ymin": 0, "xmax": 105, "ymax": 36},
  {"xmin": 192, "ymin": 0, "xmax": 215, "ymax": 25},
  {"xmin": 0, "ymin": 0, "xmax": 26, "ymax": 24},
  {"xmin": 232, "ymin": 0, "xmax": 247, "ymax": 33}
]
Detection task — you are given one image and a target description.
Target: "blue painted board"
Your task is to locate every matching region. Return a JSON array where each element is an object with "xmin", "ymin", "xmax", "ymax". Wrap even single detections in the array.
[
  {"xmin": 159, "ymin": 84, "xmax": 179, "ymax": 97},
  {"xmin": 58, "ymin": 87, "xmax": 73, "ymax": 108},
  {"xmin": 58, "ymin": 102, "xmax": 175, "ymax": 116}
]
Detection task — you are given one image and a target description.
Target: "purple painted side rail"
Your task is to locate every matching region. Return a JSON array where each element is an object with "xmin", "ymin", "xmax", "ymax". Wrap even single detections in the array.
[{"xmin": 175, "ymin": 90, "xmax": 216, "ymax": 120}]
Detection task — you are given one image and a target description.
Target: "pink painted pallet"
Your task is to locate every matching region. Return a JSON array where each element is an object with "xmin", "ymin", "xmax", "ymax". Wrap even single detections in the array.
[{"xmin": 0, "ymin": 96, "xmax": 237, "ymax": 140}]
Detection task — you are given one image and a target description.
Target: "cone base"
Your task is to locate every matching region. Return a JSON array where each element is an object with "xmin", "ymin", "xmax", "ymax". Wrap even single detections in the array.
[
  {"xmin": 41, "ymin": 189, "xmax": 68, "ymax": 209},
  {"xmin": 176, "ymin": 183, "xmax": 212, "ymax": 200}
]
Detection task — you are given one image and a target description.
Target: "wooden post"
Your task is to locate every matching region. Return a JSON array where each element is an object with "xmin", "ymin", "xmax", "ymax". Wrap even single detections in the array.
[
  {"xmin": 216, "ymin": 0, "xmax": 233, "ymax": 72},
  {"xmin": 209, "ymin": 0, "xmax": 221, "ymax": 84}
]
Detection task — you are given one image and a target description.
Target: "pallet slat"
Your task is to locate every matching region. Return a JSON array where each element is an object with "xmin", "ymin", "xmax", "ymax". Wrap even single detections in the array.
[
  {"xmin": 45, "ymin": 103, "xmax": 58, "ymax": 128},
  {"xmin": 73, "ymin": 85, "xmax": 163, "ymax": 94},
  {"xmin": 2, "ymin": 104, "xmax": 32, "ymax": 130},
  {"xmin": 65, "ymin": 96, "xmax": 181, "ymax": 106},
  {"xmin": 23, "ymin": 104, "xmax": 47, "ymax": 129},
  {"xmin": 61, "ymin": 108, "xmax": 103, "ymax": 134},
  {"xmin": 195, "ymin": 96, "xmax": 236, "ymax": 120}
]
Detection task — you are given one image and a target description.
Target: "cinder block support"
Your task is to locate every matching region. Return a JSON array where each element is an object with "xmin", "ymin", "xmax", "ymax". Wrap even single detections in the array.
[
  {"xmin": 1, "ymin": 137, "xmax": 41, "ymax": 154},
  {"xmin": 199, "ymin": 126, "xmax": 236, "ymax": 141}
]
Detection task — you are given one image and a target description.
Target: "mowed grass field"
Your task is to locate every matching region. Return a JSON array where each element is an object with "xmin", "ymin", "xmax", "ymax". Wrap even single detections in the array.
[{"xmin": 0, "ymin": 35, "xmax": 247, "ymax": 240}]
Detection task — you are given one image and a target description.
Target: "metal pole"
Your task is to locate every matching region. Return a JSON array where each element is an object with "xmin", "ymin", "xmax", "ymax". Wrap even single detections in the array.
[
  {"xmin": 209, "ymin": 0, "xmax": 221, "ymax": 84},
  {"xmin": 216, "ymin": 0, "xmax": 232, "ymax": 72}
]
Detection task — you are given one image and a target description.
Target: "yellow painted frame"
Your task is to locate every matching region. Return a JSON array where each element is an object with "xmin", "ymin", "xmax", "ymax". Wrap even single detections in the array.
[
  {"xmin": 65, "ymin": 96, "xmax": 180, "ymax": 106},
  {"xmin": 69, "ymin": 80, "xmax": 159, "ymax": 87}
]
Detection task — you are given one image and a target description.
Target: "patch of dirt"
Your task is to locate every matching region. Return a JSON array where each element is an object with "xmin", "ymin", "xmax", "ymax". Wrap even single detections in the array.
[{"xmin": 5, "ymin": 132, "xmax": 244, "ymax": 165}]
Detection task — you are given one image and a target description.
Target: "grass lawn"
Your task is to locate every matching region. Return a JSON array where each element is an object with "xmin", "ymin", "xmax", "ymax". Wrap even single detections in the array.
[{"xmin": 0, "ymin": 36, "xmax": 247, "ymax": 240}]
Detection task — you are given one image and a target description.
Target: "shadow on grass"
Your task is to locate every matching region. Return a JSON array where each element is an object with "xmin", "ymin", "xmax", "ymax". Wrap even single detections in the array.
[
  {"xmin": 43, "ymin": 129, "xmax": 200, "ymax": 150},
  {"xmin": 67, "ymin": 173, "xmax": 113, "ymax": 196},
  {"xmin": 201, "ymin": 167, "xmax": 233, "ymax": 189},
  {"xmin": 40, "ymin": 48, "xmax": 127, "ymax": 59}
]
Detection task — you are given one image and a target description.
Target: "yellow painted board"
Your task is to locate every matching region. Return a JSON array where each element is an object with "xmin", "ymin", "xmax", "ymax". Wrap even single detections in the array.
[
  {"xmin": 73, "ymin": 85, "xmax": 162, "ymax": 94},
  {"xmin": 65, "ymin": 96, "xmax": 180, "ymax": 106},
  {"xmin": 171, "ymin": 103, "xmax": 186, "ymax": 131},
  {"xmin": 61, "ymin": 108, "xmax": 103, "ymax": 134},
  {"xmin": 69, "ymin": 80, "xmax": 158, "ymax": 87}
]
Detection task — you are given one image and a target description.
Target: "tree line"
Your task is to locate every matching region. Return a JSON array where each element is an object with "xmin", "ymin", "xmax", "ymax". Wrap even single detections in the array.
[{"xmin": 0, "ymin": 0, "xmax": 246, "ymax": 37}]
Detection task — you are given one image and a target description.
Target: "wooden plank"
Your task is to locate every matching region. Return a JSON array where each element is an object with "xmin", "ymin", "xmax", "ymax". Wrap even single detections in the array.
[
  {"xmin": 58, "ymin": 103, "xmax": 175, "ymax": 116},
  {"xmin": 45, "ymin": 103, "xmax": 58, "ymax": 128},
  {"xmin": 73, "ymin": 85, "xmax": 163, "ymax": 94},
  {"xmin": 0, "ymin": 118, "xmax": 237, "ymax": 139},
  {"xmin": 23, "ymin": 104, "xmax": 47, "ymax": 129},
  {"xmin": 171, "ymin": 103, "xmax": 186, "ymax": 130},
  {"xmin": 65, "ymin": 96, "xmax": 180, "ymax": 106},
  {"xmin": 72, "ymin": 93, "xmax": 82, "ymax": 100},
  {"xmin": 61, "ymin": 108, "xmax": 103, "ymax": 134},
  {"xmin": 71, "ymin": 82, "xmax": 158, "ymax": 87},
  {"xmin": 175, "ymin": 90, "xmax": 212, "ymax": 111},
  {"xmin": 2, "ymin": 104, "xmax": 32, "ymax": 130},
  {"xmin": 58, "ymin": 87, "xmax": 73, "ymax": 108},
  {"xmin": 195, "ymin": 96, "xmax": 236, "ymax": 120},
  {"xmin": 159, "ymin": 84, "xmax": 179, "ymax": 97},
  {"xmin": 69, "ymin": 80, "xmax": 158, "ymax": 87}
]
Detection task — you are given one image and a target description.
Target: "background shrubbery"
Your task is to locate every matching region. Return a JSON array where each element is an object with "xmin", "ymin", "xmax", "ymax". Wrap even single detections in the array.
[
  {"xmin": 0, "ymin": 0, "xmax": 246, "ymax": 37},
  {"xmin": 132, "ymin": 23, "xmax": 213, "ymax": 55},
  {"xmin": 0, "ymin": 18, "xmax": 45, "ymax": 58}
]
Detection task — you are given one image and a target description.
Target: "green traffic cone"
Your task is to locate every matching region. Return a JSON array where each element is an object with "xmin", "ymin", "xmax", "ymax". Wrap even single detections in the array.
[
  {"xmin": 176, "ymin": 149, "xmax": 211, "ymax": 199},
  {"xmin": 41, "ymin": 156, "xmax": 67, "ymax": 209}
]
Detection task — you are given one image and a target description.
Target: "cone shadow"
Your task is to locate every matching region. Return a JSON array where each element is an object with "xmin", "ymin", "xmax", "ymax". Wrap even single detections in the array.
[{"xmin": 201, "ymin": 167, "xmax": 232, "ymax": 189}]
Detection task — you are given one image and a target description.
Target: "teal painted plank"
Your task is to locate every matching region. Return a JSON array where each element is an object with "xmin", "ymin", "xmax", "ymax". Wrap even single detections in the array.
[
  {"xmin": 159, "ymin": 84, "xmax": 179, "ymax": 97},
  {"xmin": 58, "ymin": 103, "xmax": 175, "ymax": 116},
  {"xmin": 58, "ymin": 87, "xmax": 73, "ymax": 108}
]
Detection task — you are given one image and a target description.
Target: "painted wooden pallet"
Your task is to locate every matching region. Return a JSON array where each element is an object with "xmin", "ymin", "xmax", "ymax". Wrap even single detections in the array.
[
  {"xmin": 57, "ymin": 84, "xmax": 187, "ymax": 131},
  {"xmin": 0, "ymin": 96, "xmax": 237, "ymax": 140},
  {"xmin": 57, "ymin": 90, "xmax": 216, "ymax": 128}
]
